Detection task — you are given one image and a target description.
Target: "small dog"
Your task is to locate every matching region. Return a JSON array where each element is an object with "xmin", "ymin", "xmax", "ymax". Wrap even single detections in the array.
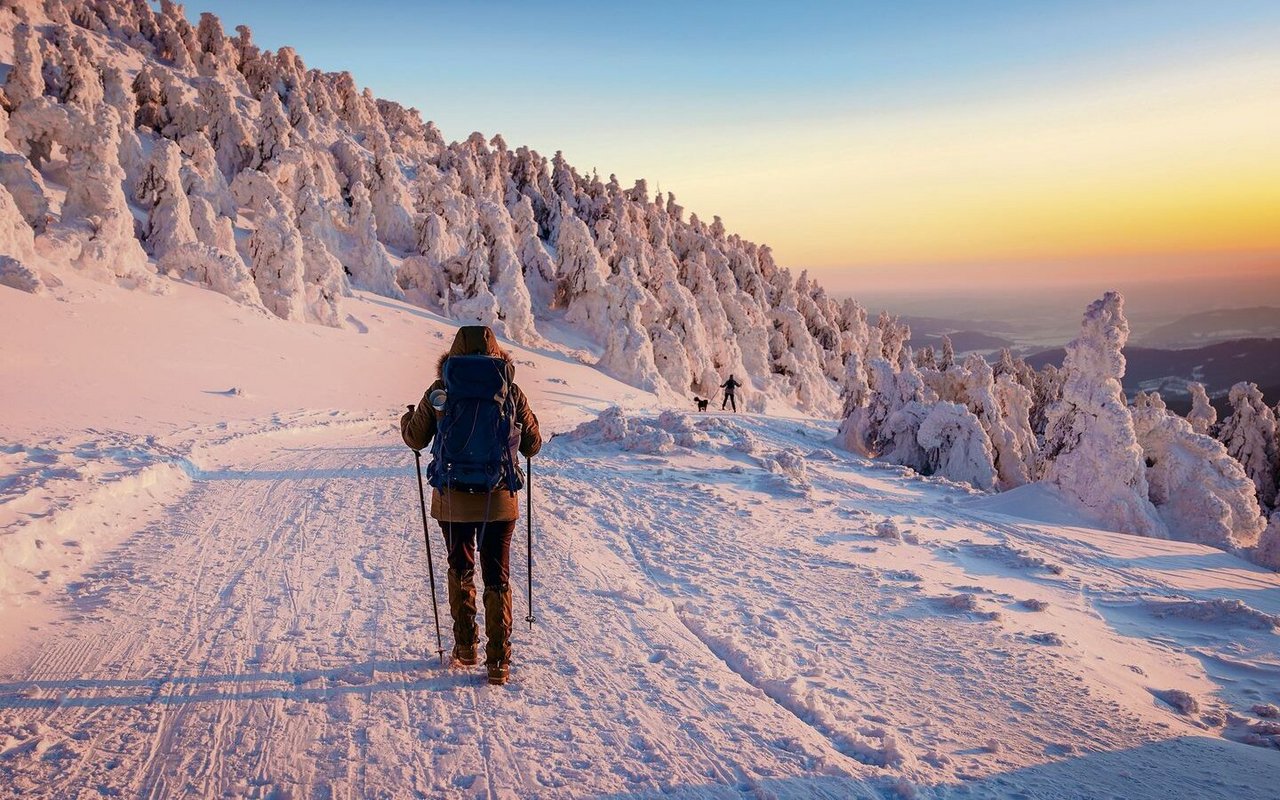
[{"xmin": 693, "ymin": 397, "xmax": 709, "ymax": 412}]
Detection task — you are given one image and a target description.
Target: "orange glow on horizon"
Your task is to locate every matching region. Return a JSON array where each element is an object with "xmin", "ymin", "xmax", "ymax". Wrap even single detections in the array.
[{"xmin": 644, "ymin": 51, "xmax": 1280, "ymax": 288}]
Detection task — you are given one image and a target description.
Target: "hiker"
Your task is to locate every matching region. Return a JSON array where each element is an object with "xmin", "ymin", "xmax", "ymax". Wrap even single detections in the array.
[
  {"xmin": 401, "ymin": 325, "xmax": 542, "ymax": 685},
  {"xmin": 720, "ymin": 374, "xmax": 742, "ymax": 412}
]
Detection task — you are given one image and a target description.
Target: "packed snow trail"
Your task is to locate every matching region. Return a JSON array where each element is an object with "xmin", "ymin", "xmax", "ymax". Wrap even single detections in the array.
[
  {"xmin": 1, "ymin": 412, "xmax": 1278, "ymax": 798},
  {"xmin": 0, "ymin": 421, "xmax": 871, "ymax": 798}
]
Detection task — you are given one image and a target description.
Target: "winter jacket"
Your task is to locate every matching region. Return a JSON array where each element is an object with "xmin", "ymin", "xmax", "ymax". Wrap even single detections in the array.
[
  {"xmin": 720, "ymin": 377, "xmax": 741, "ymax": 393},
  {"xmin": 401, "ymin": 326, "xmax": 542, "ymax": 522}
]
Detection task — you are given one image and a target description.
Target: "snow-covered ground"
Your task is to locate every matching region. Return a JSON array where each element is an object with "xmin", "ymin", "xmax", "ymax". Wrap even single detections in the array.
[{"xmin": 2, "ymin": 272, "xmax": 1278, "ymax": 798}]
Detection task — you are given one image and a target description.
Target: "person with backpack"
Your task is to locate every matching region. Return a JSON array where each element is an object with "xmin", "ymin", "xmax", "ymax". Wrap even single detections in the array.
[
  {"xmin": 400, "ymin": 325, "xmax": 542, "ymax": 685},
  {"xmin": 720, "ymin": 374, "xmax": 742, "ymax": 412}
]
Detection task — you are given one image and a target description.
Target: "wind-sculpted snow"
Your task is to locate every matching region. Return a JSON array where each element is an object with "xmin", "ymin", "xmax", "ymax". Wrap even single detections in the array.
[{"xmin": 1140, "ymin": 598, "xmax": 1278, "ymax": 632}]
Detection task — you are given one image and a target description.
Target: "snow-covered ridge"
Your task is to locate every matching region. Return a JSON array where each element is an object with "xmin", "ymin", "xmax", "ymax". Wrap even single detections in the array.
[{"xmin": 0, "ymin": 0, "xmax": 885, "ymax": 416}]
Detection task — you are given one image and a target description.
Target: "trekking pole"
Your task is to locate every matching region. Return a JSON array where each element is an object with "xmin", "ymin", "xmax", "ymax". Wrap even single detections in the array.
[
  {"xmin": 525, "ymin": 454, "xmax": 536, "ymax": 631},
  {"xmin": 411, "ymin": 441, "xmax": 445, "ymax": 666}
]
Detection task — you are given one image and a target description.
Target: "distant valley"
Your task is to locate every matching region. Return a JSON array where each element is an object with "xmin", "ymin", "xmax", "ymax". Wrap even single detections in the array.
[{"xmin": 1025, "ymin": 338, "xmax": 1280, "ymax": 413}]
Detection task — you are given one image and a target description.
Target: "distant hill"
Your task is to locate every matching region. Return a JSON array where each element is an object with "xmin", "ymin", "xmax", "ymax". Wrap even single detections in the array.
[
  {"xmin": 901, "ymin": 315, "xmax": 1019, "ymax": 338},
  {"xmin": 1136, "ymin": 307, "xmax": 1280, "ymax": 349},
  {"xmin": 913, "ymin": 331, "xmax": 1015, "ymax": 354},
  {"xmin": 1026, "ymin": 338, "xmax": 1280, "ymax": 412}
]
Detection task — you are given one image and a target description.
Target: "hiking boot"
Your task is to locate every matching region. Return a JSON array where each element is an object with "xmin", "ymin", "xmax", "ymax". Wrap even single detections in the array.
[
  {"xmin": 448, "ymin": 568, "xmax": 478, "ymax": 662},
  {"xmin": 452, "ymin": 642, "xmax": 479, "ymax": 667},
  {"xmin": 483, "ymin": 584, "xmax": 512, "ymax": 679}
]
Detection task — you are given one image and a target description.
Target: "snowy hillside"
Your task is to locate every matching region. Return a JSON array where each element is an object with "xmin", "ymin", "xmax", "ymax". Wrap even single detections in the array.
[
  {"xmin": 3, "ymin": 267, "xmax": 1280, "ymax": 799},
  {"xmin": 0, "ymin": 0, "xmax": 867, "ymax": 418}
]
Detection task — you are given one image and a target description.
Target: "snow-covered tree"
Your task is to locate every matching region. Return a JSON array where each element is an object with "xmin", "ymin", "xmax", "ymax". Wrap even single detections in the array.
[
  {"xmin": 0, "ymin": 152, "xmax": 49, "ymax": 232},
  {"xmin": 252, "ymin": 89, "xmax": 292, "ymax": 169},
  {"xmin": 511, "ymin": 194, "xmax": 556, "ymax": 310},
  {"xmin": 0, "ymin": 182, "xmax": 36, "ymax": 265},
  {"xmin": 179, "ymin": 132, "xmax": 236, "ymax": 217},
  {"xmin": 555, "ymin": 212, "xmax": 610, "ymax": 336},
  {"xmin": 4, "ymin": 23, "xmax": 45, "ymax": 111},
  {"xmin": 598, "ymin": 256, "xmax": 664, "ymax": 393},
  {"xmin": 1256, "ymin": 512, "xmax": 1280, "ymax": 571},
  {"xmin": 447, "ymin": 222, "xmax": 501, "ymax": 328},
  {"xmin": 231, "ymin": 169, "xmax": 307, "ymax": 322},
  {"xmin": 1132, "ymin": 392, "xmax": 1264, "ymax": 550},
  {"xmin": 768, "ymin": 273, "xmax": 840, "ymax": 413},
  {"xmin": 197, "ymin": 76, "xmax": 254, "ymax": 178},
  {"xmin": 1217, "ymin": 382, "xmax": 1279, "ymax": 511},
  {"xmin": 915, "ymin": 346, "xmax": 936, "ymax": 370},
  {"xmin": 840, "ymin": 357, "xmax": 926, "ymax": 456},
  {"xmin": 138, "ymin": 138, "xmax": 198, "ymax": 262},
  {"xmin": 58, "ymin": 32, "xmax": 103, "ymax": 110},
  {"xmin": 100, "ymin": 65, "xmax": 145, "ymax": 199},
  {"xmin": 1186, "ymin": 382, "xmax": 1217, "ymax": 436},
  {"xmin": 299, "ymin": 231, "xmax": 348, "ymax": 328},
  {"xmin": 917, "ymin": 401, "xmax": 998, "ymax": 491},
  {"xmin": 1040, "ymin": 292, "xmax": 1165, "ymax": 537},
  {"xmin": 195, "ymin": 12, "xmax": 235, "ymax": 76},
  {"xmin": 1030, "ymin": 363, "xmax": 1063, "ymax": 441},
  {"xmin": 328, "ymin": 179, "xmax": 400, "ymax": 298},
  {"xmin": 879, "ymin": 400, "xmax": 931, "ymax": 473},
  {"xmin": 477, "ymin": 199, "xmax": 536, "ymax": 343},
  {"xmin": 996, "ymin": 373, "xmax": 1038, "ymax": 481},
  {"xmin": 187, "ymin": 194, "xmax": 235, "ymax": 253},
  {"xmin": 366, "ymin": 128, "xmax": 417, "ymax": 251},
  {"xmin": 938, "ymin": 334, "xmax": 955, "ymax": 370},
  {"xmin": 5, "ymin": 96, "xmax": 69, "ymax": 168},
  {"xmin": 60, "ymin": 105, "xmax": 151, "ymax": 286},
  {"xmin": 958, "ymin": 354, "xmax": 1032, "ymax": 489}
]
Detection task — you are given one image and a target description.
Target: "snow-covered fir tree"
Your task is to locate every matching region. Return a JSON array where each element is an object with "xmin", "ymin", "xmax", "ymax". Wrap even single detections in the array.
[
  {"xmin": 1186, "ymin": 381, "xmax": 1217, "ymax": 436},
  {"xmin": 916, "ymin": 401, "xmax": 998, "ymax": 490},
  {"xmin": 1039, "ymin": 292, "xmax": 1165, "ymax": 537},
  {"xmin": 1216, "ymin": 382, "xmax": 1280, "ymax": 512},
  {"xmin": 1257, "ymin": 512, "xmax": 1280, "ymax": 571},
  {"xmin": 137, "ymin": 137, "xmax": 198, "ymax": 263},
  {"xmin": 1131, "ymin": 392, "xmax": 1264, "ymax": 550}
]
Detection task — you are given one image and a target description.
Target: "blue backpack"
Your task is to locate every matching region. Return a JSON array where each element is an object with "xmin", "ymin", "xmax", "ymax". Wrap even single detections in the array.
[{"xmin": 427, "ymin": 355, "xmax": 524, "ymax": 494}]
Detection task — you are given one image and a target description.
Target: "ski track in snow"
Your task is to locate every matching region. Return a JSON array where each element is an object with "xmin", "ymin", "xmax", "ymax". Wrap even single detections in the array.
[{"xmin": 0, "ymin": 413, "xmax": 1278, "ymax": 799}]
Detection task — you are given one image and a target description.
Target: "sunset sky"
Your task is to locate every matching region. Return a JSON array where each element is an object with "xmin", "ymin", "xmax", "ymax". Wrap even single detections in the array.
[{"xmin": 192, "ymin": 0, "xmax": 1280, "ymax": 294}]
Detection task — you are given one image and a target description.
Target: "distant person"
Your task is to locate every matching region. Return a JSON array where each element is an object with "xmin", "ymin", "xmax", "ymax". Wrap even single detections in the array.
[
  {"xmin": 720, "ymin": 374, "xmax": 742, "ymax": 412},
  {"xmin": 401, "ymin": 325, "xmax": 541, "ymax": 686}
]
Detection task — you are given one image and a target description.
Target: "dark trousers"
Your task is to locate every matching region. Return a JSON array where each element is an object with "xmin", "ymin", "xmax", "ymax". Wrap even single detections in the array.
[
  {"xmin": 722, "ymin": 392, "xmax": 737, "ymax": 412},
  {"xmin": 440, "ymin": 520, "xmax": 515, "ymax": 590}
]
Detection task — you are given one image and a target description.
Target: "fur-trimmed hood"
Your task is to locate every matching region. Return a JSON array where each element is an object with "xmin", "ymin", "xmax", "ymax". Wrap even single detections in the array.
[{"xmin": 436, "ymin": 325, "xmax": 512, "ymax": 377}]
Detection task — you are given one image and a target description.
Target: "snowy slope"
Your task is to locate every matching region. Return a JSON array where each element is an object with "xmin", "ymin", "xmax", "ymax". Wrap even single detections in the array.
[{"xmin": 2, "ymin": 274, "xmax": 1279, "ymax": 799}]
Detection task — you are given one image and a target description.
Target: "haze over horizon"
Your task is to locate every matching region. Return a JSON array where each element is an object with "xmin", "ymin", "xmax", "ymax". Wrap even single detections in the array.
[{"xmin": 186, "ymin": 0, "xmax": 1280, "ymax": 300}]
